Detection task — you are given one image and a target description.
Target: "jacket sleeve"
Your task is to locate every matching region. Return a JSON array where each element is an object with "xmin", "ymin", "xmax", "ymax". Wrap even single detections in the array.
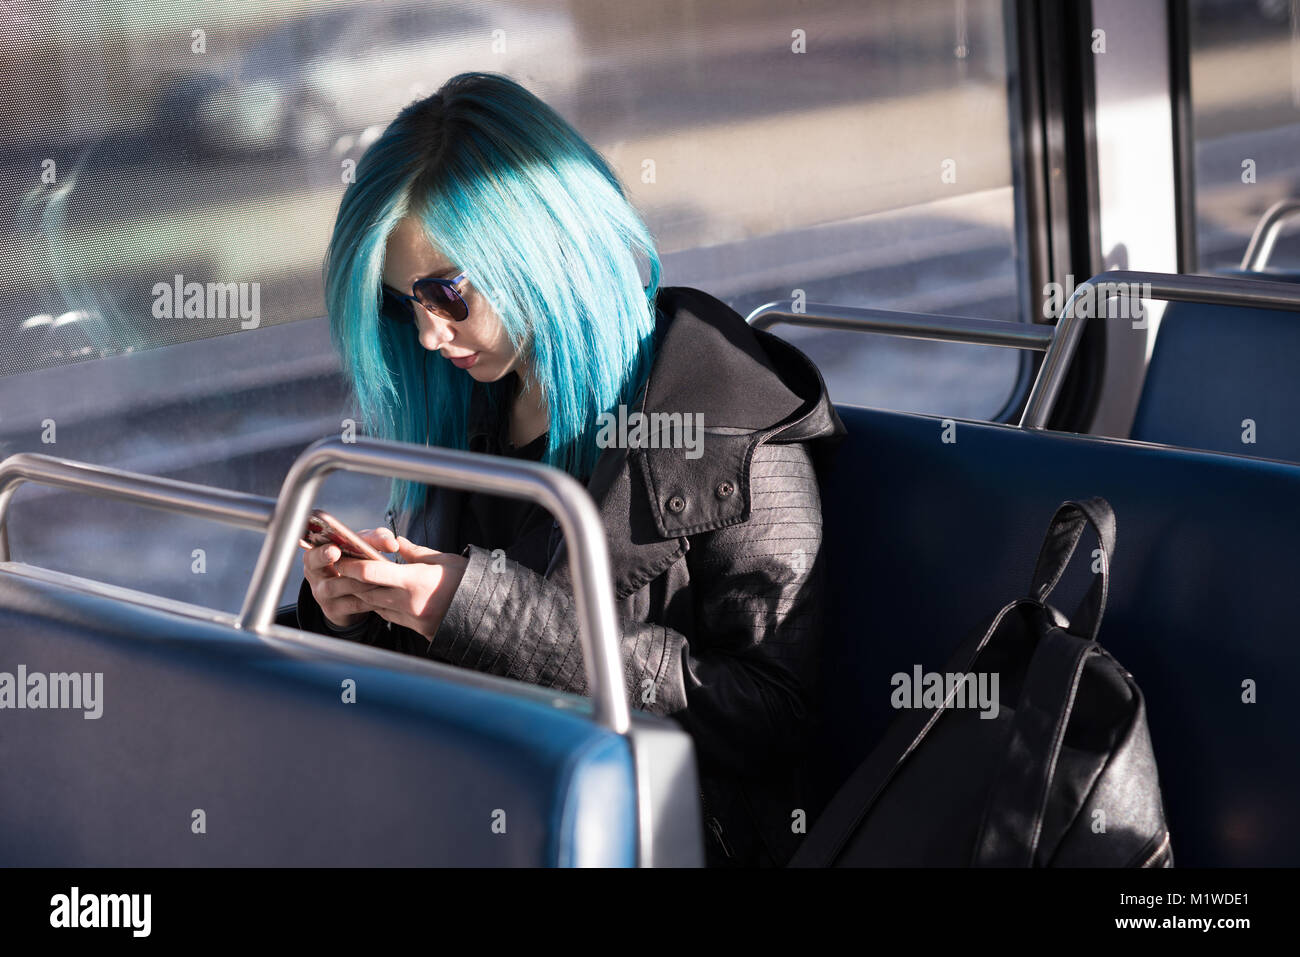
[{"xmin": 426, "ymin": 441, "xmax": 825, "ymax": 778}]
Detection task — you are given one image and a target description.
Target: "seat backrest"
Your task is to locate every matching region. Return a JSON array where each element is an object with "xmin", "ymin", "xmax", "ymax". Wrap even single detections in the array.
[
  {"xmin": 0, "ymin": 564, "xmax": 637, "ymax": 866},
  {"xmin": 1130, "ymin": 298, "xmax": 1300, "ymax": 462},
  {"xmin": 814, "ymin": 403, "xmax": 1300, "ymax": 866}
]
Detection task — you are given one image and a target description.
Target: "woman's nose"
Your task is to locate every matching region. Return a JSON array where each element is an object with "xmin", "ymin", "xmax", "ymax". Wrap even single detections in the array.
[{"xmin": 414, "ymin": 304, "xmax": 454, "ymax": 350}]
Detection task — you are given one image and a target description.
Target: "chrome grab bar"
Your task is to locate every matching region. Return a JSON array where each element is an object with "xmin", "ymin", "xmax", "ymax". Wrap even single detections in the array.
[
  {"xmin": 0, "ymin": 442, "xmax": 629, "ymax": 733},
  {"xmin": 237, "ymin": 436, "xmax": 630, "ymax": 735},
  {"xmin": 0, "ymin": 453, "xmax": 277, "ymax": 562},
  {"xmin": 747, "ymin": 301, "xmax": 1055, "ymax": 350},
  {"xmin": 1019, "ymin": 270, "xmax": 1300, "ymax": 429},
  {"xmin": 1241, "ymin": 199, "xmax": 1300, "ymax": 272}
]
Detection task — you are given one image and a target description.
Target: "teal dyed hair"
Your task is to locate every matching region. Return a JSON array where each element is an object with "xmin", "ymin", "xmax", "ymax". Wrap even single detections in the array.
[{"xmin": 324, "ymin": 72, "xmax": 662, "ymax": 522}]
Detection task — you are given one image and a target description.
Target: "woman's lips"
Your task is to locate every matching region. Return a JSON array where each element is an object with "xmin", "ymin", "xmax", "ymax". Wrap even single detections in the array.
[{"xmin": 448, "ymin": 352, "xmax": 479, "ymax": 369}]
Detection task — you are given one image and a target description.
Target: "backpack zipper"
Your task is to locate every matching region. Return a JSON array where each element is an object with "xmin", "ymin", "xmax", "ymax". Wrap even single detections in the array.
[
  {"xmin": 700, "ymin": 786, "xmax": 734, "ymax": 860},
  {"xmin": 1139, "ymin": 831, "xmax": 1172, "ymax": 868}
]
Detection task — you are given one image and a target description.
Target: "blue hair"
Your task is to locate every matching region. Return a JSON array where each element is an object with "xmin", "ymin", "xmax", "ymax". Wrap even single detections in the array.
[{"xmin": 324, "ymin": 72, "xmax": 662, "ymax": 522}]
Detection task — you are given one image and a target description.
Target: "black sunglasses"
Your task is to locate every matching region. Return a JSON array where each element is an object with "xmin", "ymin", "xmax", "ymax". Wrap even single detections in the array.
[{"xmin": 379, "ymin": 271, "xmax": 469, "ymax": 324}]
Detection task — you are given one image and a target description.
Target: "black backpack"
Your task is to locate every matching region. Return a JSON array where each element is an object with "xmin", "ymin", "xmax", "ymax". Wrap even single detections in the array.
[{"xmin": 791, "ymin": 498, "xmax": 1173, "ymax": 867}]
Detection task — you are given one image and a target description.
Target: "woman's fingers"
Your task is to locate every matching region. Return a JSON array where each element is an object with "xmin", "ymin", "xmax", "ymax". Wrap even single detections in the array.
[
  {"xmin": 302, "ymin": 524, "xmax": 397, "ymax": 579},
  {"xmin": 321, "ymin": 593, "xmax": 373, "ymax": 622},
  {"xmin": 350, "ymin": 584, "xmax": 402, "ymax": 612},
  {"xmin": 335, "ymin": 553, "xmax": 466, "ymax": 643},
  {"xmin": 349, "ymin": 581, "xmax": 435, "ymax": 614},
  {"xmin": 315, "ymin": 570, "xmax": 382, "ymax": 600},
  {"xmin": 303, "ymin": 545, "xmax": 376, "ymax": 628},
  {"xmin": 302, "ymin": 547, "xmax": 381, "ymax": 598},
  {"xmin": 334, "ymin": 556, "xmax": 419, "ymax": 588},
  {"xmin": 394, "ymin": 535, "xmax": 440, "ymax": 562},
  {"xmin": 301, "ymin": 525, "xmax": 442, "ymax": 635},
  {"xmin": 303, "ymin": 543, "xmax": 342, "ymax": 576},
  {"xmin": 358, "ymin": 527, "xmax": 399, "ymax": 553}
]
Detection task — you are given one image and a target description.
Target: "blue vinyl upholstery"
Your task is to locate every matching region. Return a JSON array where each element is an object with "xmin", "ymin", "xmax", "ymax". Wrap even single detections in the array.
[
  {"xmin": 1130, "ymin": 297, "xmax": 1300, "ymax": 462},
  {"xmin": 813, "ymin": 404, "xmax": 1300, "ymax": 866},
  {"xmin": 0, "ymin": 568, "xmax": 637, "ymax": 866}
]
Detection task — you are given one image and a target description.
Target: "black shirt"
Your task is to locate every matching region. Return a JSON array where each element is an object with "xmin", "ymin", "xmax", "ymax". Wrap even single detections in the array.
[
  {"xmin": 460, "ymin": 403, "xmax": 555, "ymax": 574},
  {"xmin": 456, "ymin": 312, "xmax": 667, "ymax": 574}
]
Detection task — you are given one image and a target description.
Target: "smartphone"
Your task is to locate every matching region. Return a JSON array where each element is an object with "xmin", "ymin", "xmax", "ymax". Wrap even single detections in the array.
[{"xmin": 298, "ymin": 508, "xmax": 388, "ymax": 561}]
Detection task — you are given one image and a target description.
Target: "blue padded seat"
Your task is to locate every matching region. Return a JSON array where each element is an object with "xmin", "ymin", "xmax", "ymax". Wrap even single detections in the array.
[
  {"xmin": 0, "ymin": 566, "xmax": 637, "ymax": 866},
  {"xmin": 812, "ymin": 404, "xmax": 1300, "ymax": 866},
  {"xmin": 1130, "ymin": 298, "xmax": 1300, "ymax": 462}
]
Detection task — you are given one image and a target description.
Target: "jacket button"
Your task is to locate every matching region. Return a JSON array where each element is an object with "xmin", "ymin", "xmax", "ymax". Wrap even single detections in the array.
[
  {"xmin": 715, "ymin": 481, "xmax": 734, "ymax": 499},
  {"xmin": 667, "ymin": 495, "xmax": 686, "ymax": 514}
]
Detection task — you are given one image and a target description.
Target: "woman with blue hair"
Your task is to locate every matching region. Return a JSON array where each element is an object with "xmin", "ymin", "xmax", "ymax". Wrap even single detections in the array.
[{"xmin": 297, "ymin": 72, "xmax": 845, "ymax": 867}]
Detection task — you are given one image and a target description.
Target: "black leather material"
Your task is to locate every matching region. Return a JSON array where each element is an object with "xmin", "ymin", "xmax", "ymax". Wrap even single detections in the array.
[
  {"xmin": 808, "ymin": 405, "xmax": 1300, "ymax": 866},
  {"xmin": 273, "ymin": 602, "xmax": 298, "ymax": 628},
  {"xmin": 791, "ymin": 498, "xmax": 1171, "ymax": 867},
  {"xmin": 1130, "ymin": 298, "xmax": 1300, "ymax": 463},
  {"xmin": 298, "ymin": 286, "xmax": 848, "ymax": 867},
  {"xmin": 1028, "ymin": 499, "xmax": 1114, "ymax": 641}
]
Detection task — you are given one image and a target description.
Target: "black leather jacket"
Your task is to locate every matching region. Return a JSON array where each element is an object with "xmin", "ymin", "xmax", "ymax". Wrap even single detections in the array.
[{"xmin": 297, "ymin": 286, "xmax": 847, "ymax": 866}]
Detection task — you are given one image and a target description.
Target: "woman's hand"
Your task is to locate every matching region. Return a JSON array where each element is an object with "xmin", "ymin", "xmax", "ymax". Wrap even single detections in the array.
[
  {"xmin": 301, "ymin": 528, "xmax": 396, "ymax": 629},
  {"xmin": 333, "ymin": 534, "xmax": 469, "ymax": 642}
]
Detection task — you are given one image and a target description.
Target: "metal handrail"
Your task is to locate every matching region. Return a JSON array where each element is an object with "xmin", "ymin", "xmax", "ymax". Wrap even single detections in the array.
[
  {"xmin": 1019, "ymin": 270, "xmax": 1300, "ymax": 429},
  {"xmin": 0, "ymin": 442, "xmax": 629, "ymax": 733},
  {"xmin": 0, "ymin": 453, "xmax": 277, "ymax": 562},
  {"xmin": 237, "ymin": 436, "xmax": 630, "ymax": 735},
  {"xmin": 1241, "ymin": 199, "xmax": 1300, "ymax": 271},
  {"xmin": 746, "ymin": 300, "xmax": 1055, "ymax": 351}
]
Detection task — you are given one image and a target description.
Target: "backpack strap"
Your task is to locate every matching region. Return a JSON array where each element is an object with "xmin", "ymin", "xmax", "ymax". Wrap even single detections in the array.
[
  {"xmin": 972, "ymin": 498, "xmax": 1118, "ymax": 866},
  {"xmin": 1029, "ymin": 497, "xmax": 1116, "ymax": 642},
  {"xmin": 972, "ymin": 626, "xmax": 1096, "ymax": 866}
]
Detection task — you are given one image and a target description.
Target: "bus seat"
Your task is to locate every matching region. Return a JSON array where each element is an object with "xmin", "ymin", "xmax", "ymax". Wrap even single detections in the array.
[
  {"xmin": 1130, "ymin": 298, "xmax": 1300, "ymax": 462},
  {"xmin": 813, "ymin": 403, "xmax": 1300, "ymax": 866},
  {"xmin": 0, "ymin": 564, "xmax": 639, "ymax": 866}
]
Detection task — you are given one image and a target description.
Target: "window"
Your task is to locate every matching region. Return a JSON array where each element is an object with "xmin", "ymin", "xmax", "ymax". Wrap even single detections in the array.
[
  {"xmin": 1188, "ymin": 0, "xmax": 1300, "ymax": 271},
  {"xmin": 0, "ymin": 0, "xmax": 1030, "ymax": 614},
  {"xmin": 587, "ymin": 0, "xmax": 1031, "ymax": 420}
]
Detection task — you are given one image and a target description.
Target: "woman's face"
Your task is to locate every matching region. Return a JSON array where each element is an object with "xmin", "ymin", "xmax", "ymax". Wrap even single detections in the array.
[{"xmin": 382, "ymin": 215, "xmax": 527, "ymax": 383}]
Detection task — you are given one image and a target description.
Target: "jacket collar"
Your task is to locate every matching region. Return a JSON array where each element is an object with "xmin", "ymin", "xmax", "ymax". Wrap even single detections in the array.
[
  {"xmin": 400, "ymin": 286, "xmax": 846, "ymax": 598},
  {"xmin": 465, "ymin": 286, "xmax": 843, "ymax": 459},
  {"xmin": 629, "ymin": 286, "xmax": 845, "ymax": 537},
  {"xmin": 542, "ymin": 286, "xmax": 845, "ymax": 597}
]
